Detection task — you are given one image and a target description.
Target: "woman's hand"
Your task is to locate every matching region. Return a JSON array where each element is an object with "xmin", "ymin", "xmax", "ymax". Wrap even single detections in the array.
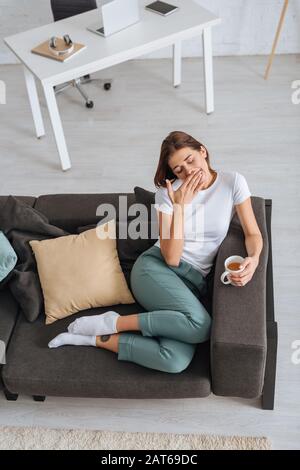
[
  {"xmin": 166, "ymin": 168, "xmax": 204, "ymax": 206},
  {"xmin": 229, "ymin": 256, "xmax": 259, "ymax": 287}
]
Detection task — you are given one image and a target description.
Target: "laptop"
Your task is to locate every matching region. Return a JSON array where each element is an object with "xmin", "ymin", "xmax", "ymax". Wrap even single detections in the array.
[{"xmin": 87, "ymin": 0, "xmax": 140, "ymax": 37}]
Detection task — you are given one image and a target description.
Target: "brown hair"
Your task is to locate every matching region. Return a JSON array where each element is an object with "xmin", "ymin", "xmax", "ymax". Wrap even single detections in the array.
[{"xmin": 154, "ymin": 131, "xmax": 214, "ymax": 188}]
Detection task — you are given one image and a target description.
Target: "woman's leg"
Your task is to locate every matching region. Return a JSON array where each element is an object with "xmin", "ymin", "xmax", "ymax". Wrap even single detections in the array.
[
  {"xmin": 128, "ymin": 250, "xmax": 211, "ymax": 344},
  {"xmin": 68, "ymin": 256, "xmax": 210, "ymax": 343},
  {"xmin": 96, "ymin": 332, "xmax": 196, "ymax": 374},
  {"xmin": 115, "ymin": 248, "xmax": 211, "ymax": 373},
  {"xmin": 55, "ymin": 247, "xmax": 210, "ymax": 374},
  {"xmin": 96, "ymin": 333, "xmax": 120, "ymax": 353},
  {"xmin": 118, "ymin": 333, "xmax": 197, "ymax": 374}
]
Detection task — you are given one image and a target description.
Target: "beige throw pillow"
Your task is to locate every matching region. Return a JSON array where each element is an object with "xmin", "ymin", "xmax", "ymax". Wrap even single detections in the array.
[{"xmin": 29, "ymin": 221, "xmax": 135, "ymax": 324}]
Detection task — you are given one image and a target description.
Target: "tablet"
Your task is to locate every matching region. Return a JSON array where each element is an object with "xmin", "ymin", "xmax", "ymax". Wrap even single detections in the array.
[{"xmin": 145, "ymin": 1, "xmax": 178, "ymax": 16}]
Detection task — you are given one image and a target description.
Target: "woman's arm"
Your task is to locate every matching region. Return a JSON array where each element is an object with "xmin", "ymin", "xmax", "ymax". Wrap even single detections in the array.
[
  {"xmin": 230, "ymin": 197, "xmax": 263, "ymax": 286},
  {"xmin": 244, "ymin": 233, "xmax": 263, "ymax": 264},
  {"xmin": 158, "ymin": 204, "xmax": 185, "ymax": 267},
  {"xmin": 158, "ymin": 169, "xmax": 203, "ymax": 266}
]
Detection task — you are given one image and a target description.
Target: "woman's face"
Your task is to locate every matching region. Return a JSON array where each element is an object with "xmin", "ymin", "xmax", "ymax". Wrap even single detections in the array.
[{"xmin": 168, "ymin": 146, "xmax": 210, "ymax": 182}]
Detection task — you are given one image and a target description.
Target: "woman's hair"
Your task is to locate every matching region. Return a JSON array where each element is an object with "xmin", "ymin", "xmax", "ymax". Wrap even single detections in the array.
[{"xmin": 154, "ymin": 131, "xmax": 214, "ymax": 188}]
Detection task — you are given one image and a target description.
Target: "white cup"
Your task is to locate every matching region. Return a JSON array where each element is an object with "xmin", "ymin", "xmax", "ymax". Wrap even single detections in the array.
[{"xmin": 220, "ymin": 255, "xmax": 245, "ymax": 285}]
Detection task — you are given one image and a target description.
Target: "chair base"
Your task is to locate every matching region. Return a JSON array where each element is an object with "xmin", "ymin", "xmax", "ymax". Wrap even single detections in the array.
[{"xmin": 54, "ymin": 77, "xmax": 112, "ymax": 108}]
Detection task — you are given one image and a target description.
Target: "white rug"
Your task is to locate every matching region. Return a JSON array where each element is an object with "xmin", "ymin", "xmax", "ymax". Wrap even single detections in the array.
[{"xmin": 0, "ymin": 426, "xmax": 271, "ymax": 450}]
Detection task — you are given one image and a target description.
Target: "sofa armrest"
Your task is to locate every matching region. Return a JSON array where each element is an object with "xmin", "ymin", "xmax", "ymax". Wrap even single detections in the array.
[
  {"xmin": 211, "ymin": 197, "xmax": 269, "ymax": 399},
  {"xmin": 0, "ymin": 289, "xmax": 19, "ymax": 374}
]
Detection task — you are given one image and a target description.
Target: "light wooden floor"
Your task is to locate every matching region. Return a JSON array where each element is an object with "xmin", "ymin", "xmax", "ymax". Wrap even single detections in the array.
[{"xmin": 0, "ymin": 55, "xmax": 299, "ymax": 450}]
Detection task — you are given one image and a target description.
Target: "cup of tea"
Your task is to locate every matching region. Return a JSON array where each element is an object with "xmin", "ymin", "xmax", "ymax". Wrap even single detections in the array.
[{"xmin": 220, "ymin": 255, "xmax": 245, "ymax": 285}]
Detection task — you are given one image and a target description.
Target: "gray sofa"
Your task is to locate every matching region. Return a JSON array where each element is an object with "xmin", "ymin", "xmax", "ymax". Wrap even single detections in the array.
[{"xmin": 0, "ymin": 192, "xmax": 277, "ymax": 409}]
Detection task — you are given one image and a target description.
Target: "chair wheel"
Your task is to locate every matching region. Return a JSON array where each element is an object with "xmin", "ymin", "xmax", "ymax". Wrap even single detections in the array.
[
  {"xmin": 86, "ymin": 100, "xmax": 94, "ymax": 108},
  {"xmin": 104, "ymin": 82, "xmax": 111, "ymax": 91}
]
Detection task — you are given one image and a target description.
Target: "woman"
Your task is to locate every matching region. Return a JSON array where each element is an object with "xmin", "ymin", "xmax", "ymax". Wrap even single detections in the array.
[{"xmin": 49, "ymin": 131, "xmax": 263, "ymax": 374}]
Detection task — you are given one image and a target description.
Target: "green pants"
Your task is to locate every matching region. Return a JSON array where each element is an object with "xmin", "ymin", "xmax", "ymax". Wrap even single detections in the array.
[{"xmin": 117, "ymin": 245, "xmax": 211, "ymax": 373}]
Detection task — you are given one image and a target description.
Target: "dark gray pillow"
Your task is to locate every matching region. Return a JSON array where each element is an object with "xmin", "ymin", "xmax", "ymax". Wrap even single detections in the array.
[
  {"xmin": 0, "ymin": 196, "xmax": 68, "ymax": 322},
  {"xmin": 133, "ymin": 186, "xmax": 160, "ymax": 242},
  {"xmin": 134, "ymin": 186, "xmax": 155, "ymax": 218}
]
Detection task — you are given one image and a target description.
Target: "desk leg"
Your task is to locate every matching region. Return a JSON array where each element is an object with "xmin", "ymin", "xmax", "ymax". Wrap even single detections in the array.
[
  {"xmin": 23, "ymin": 66, "xmax": 45, "ymax": 138},
  {"xmin": 42, "ymin": 83, "xmax": 71, "ymax": 171},
  {"xmin": 202, "ymin": 27, "xmax": 214, "ymax": 114},
  {"xmin": 173, "ymin": 41, "xmax": 182, "ymax": 87}
]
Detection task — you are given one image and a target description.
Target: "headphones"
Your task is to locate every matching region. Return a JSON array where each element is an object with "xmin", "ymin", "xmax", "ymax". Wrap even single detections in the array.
[{"xmin": 49, "ymin": 35, "xmax": 74, "ymax": 56}]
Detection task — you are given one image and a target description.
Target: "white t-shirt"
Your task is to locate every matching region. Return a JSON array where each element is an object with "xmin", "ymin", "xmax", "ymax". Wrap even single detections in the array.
[{"xmin": 154, "ymin": 171, "xmax": 251, "ymax": 277}]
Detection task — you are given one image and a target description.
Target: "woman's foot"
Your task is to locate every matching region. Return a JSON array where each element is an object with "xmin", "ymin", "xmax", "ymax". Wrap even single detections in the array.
[
  {"xmin": 68, "ymin": 311, "xmax": 120, "ymax": 336},
  {"xmin": 48, "ymin": 332, "xmax": 96, "ymax": 348}
]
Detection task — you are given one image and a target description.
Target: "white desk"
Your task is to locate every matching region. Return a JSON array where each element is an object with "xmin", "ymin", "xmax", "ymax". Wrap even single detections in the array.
[{"xmin": 4, "ymin": 0, "xmax": 221, "ymax": 171}]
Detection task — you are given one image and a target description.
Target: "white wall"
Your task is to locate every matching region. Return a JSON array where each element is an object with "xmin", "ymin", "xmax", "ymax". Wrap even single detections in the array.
[{"xmin": 0, "ymin": 0, "xmax": 299, "ymax": 63}]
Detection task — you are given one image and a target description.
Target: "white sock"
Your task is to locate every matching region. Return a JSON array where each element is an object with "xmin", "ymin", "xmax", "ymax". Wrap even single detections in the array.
[
  {"xmin": 68, "ymin": 311, "xmax": 120, "ymax": 336},
  {"xmin": 48, "ymin": 332, "xmax": 96, "ymax": 348}
]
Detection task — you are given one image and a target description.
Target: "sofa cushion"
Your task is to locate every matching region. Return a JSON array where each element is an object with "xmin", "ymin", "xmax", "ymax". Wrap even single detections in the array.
[
  {"xmin": 78, "ymin": 221, "xmax": 158, "ymax": 288},
  {"xmin": 2, "ymin": 304, "xmax": 211, "ymax": 398},
  {"xmin": 30, "ymin": 222, "xmax": 135, "ymax": 324},
  {"xmin": 0, "ymin": 290, "xmax": 19, "ymax": 359},
  {"xmin": 134, "ymin": 187, "xmax": 160, "ymax": 245},
  {"xmin": 34, "ymin": 193, "xmax": 137, "ymax": 233},
  {"xmin": 134, "ymin": 186, "xmax": 155, "ymax": 214}
]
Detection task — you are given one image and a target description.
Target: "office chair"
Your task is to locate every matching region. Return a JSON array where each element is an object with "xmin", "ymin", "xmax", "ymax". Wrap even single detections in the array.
[{"xmin": 50, "ymin": 0, "xmax": 112, "ymax": 108}]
